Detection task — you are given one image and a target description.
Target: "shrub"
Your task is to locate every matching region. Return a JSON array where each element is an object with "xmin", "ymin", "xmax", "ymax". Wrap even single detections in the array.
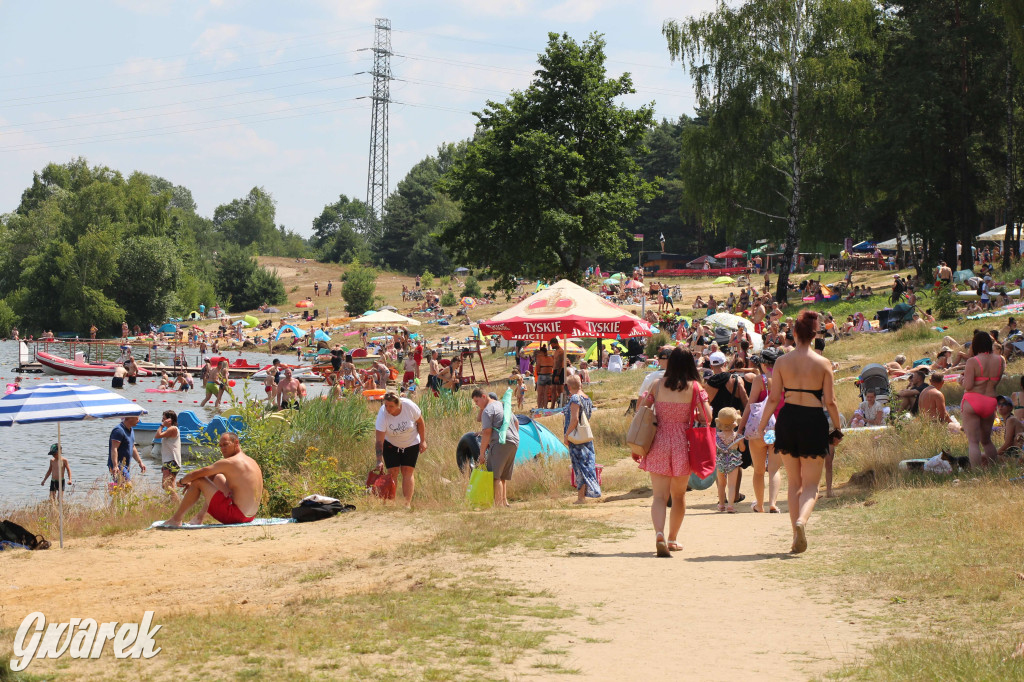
[
  {"xmin": 461, "ymin": 276, "xmax": 482, "ymax": 298},
  {"xmin": 0, "ymin": 299, "xmax": 20, "ymax": 337},
  {"xmin": 441, "ymin": 291, "xmax": 457, "ymax": 307},
  {"xmin": 933, "ymin": 284, "xmax": 960, "ymax": 320},
  {"xmin": 342, "ymin": 264, "xmax": 377, "ymax": 315},
  {"xmin": 421, "ymin": 270, "xmax": 434, "ymax": 288},
  {"xmin": 440, "ymin": 275, "xmax": 451, "ymax": 286},
  {"xmin": 644, "ymin": 331, "xmax": 669, "ymax": 357}
]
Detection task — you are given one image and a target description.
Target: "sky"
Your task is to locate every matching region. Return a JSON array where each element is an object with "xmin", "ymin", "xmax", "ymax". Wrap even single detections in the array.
[{"xmin": 0, "ymin": 0, "xmax": 717, "ymax": 236}]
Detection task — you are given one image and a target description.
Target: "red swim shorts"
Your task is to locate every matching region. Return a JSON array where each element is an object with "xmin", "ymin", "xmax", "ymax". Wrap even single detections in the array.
[
  {"xmin": 207, "ymin": 490, "xmax": 255, "ymax": 525},
  {"xmin": 403, "ymin": 371, "xmax": 415, "ymax": 383}
]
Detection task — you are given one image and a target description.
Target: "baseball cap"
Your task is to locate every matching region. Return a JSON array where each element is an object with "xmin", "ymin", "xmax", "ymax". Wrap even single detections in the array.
[
  {"xmin": 656, "ymin": 347, "xmax": 672, "ymax": 360},
  {"xmin": 48, "ymin": 443, "xmax": 59, "ymax": 455},
  {"xmin": 709, "ymin": 351, "xmax": 727, "ymax": 366},
  {"xmin": 997, "ymin": 395, "xmax": 1013, "ymax": 407}
]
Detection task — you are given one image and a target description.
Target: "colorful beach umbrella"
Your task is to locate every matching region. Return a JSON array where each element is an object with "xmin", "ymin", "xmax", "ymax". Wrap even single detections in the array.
[
  {"xmin": 714, "ymin": 276, "xmax": 736, "ymax": 284},
  {"xmin": 0, "ymin": 383, "xmax": 147, "ymax": 548},
  {"xmin": 479, "ymin": 279, "xmax": 653, "ymax": 341}
]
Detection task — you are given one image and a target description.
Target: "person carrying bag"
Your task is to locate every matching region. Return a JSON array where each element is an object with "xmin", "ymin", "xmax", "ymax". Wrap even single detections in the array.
[{"xmin": 633, "ymin": 348, "xmax": 712, "ymax": 558}]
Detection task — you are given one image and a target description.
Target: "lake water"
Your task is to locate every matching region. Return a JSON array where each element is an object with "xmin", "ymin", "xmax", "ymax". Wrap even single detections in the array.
[{"xmin": 0, "ymin": 340, "xmax": 332, "ymax": 508}]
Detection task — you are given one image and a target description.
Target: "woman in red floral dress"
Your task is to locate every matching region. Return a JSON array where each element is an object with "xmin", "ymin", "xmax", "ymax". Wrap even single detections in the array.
[{"xmin": 634, "ymin": 347, "xmax": 712, "ymax": 557}]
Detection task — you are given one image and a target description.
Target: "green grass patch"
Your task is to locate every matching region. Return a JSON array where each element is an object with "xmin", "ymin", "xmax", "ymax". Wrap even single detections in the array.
[
  {"xmin": 386, "ymin": 511, "xmax": 628, "ymax": 558},
  {"xmin": 829, "ymin": 637, "xmax": 1024, "ymax": 681},
  {"xmin": 141, "ymin": 575, "xmax": 572, "ymax": 681}
]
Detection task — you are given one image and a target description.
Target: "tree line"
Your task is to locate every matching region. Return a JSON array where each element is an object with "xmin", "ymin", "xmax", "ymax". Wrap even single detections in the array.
[
  {"xmin": 321, "ymin": 2, "xmax": 1023, "ymax": 303},
  {"xmin": 0, "ymin": 159, "xmax": 300, "ymax": 335}
]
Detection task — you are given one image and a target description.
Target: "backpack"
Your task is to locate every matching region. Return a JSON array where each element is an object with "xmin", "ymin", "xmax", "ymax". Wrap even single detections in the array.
[
  {"xmin": 290, "ymin": 500, "xmax": 355, "ymax": 523},
  {"xmin": 0, "ymin": 520, "xmax": 51, "ymax": 550}
]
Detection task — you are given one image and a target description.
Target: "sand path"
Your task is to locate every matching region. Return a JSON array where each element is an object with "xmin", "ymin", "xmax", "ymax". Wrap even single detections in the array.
[{"xmin": 1, "ymin": 483, "xmax": 879, "ymax": 680}]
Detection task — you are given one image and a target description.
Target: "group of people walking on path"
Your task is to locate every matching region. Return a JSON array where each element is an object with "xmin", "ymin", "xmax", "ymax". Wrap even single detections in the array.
[{"xmin": 635, "ymin": 310, "xmax": 842, "ymax": 557}]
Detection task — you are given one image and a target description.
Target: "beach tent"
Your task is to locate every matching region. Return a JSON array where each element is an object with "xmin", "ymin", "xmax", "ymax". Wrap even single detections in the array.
[
  {"xmin": 275, "ymin": 324, "xmax": 307, "ymax": 340},
  {"xmin": 158, "ymin": 323, "xmax": 177, "ymax": 334},
  {"xmin": 686, "ymin": 255, "xmax": 718, "ymax": 268},
  {"xmin": 351, "ymin": 309, "xmax": 421, "ymax": 326},
  {"xmin": 0, "ymin": 383, "xmax": 146, "ymax": 548},
  {"xmin": 953, "ymin": 269, "xmax": 974, "ymax": 284},
  {"xmin": 188, "ymin": 311, "xmax": 201, "ymax": 320},
  {"xmin": 380, "ymin": 305, "xmax": 398, "ymax": 312},
  {"xmin": 242, "ymin": 315, "xmax": 259, "ymax": 328},
  {"xmin": 314, "ymin": 329, "xmax": 331, "ymax": 342},
  {"xmin": 479, "ymin": 279, "xmax": 653, "ymax": 341},
  {"xmin": 295, "ymin": 300, "xmax": 314, "ymax": 308},
  {"xmin": 851, "ymin": 241, "xmax": 876, "ymax": 253},
  {"xmin": 977, "ymin": 223, "xmax": 1023, "ymax": 242},
  {"xmin": 713, "ymin": 276, "xmax": 736, "ymax": 285}
]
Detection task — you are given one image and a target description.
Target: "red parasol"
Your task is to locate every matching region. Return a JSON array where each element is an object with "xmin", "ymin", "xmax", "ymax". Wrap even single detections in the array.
[
  {"xmin": 479, "ymin": 279, "xmax": 653, "ymax": 340},
  {"xmin": 715, "ymin": 247, "xmax": 747, "ymax": 259}
]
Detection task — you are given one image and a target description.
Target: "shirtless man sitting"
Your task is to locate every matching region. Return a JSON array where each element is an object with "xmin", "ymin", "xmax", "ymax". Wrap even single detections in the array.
[
  {"xmin": 917, "ymin": 372, "xmax": 961, "ymax": 432},
  {"xmin": 164, "ymin": 433, "xmax": 264, "ymax": 526}
]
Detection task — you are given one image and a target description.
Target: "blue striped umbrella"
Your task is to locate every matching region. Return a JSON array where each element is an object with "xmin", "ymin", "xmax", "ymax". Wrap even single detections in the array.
[
  {"xmin": 0, "ymin": 382, "xmax": 146, "ymax": 425},
  {"xmin": 0, "ymin": 382, "xmax": 147, "ymax": 548}
]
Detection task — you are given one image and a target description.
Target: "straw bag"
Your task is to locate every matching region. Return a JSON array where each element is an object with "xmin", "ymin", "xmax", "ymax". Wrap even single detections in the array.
[
  {"xmin": 626, "ymin": 404, "xmax": 657, "ymax": 457},
  {"xmin": 567, "ymin": 398, "xmax": 594, "ymax": 445}
]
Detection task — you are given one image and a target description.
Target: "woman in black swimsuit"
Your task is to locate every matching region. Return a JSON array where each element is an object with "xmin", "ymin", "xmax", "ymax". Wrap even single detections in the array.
[{"xmin": 755, "ymin": 310, "xmax": 842, "ymax": 554}]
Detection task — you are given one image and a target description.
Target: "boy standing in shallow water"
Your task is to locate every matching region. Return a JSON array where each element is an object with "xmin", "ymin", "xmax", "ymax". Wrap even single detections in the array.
[{"xmin": 41, "ymin": 444, "xmax": 72, "ymax": 501}]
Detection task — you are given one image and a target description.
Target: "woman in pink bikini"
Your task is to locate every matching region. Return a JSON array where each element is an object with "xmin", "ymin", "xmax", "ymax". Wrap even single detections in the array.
[
  {"xmin": 633, "ymin": 348, "xmax": 713, "ymax": 557},
  {"xmin": 960, "ymin": 329, "xmax": 1005, "ymax": 466}
]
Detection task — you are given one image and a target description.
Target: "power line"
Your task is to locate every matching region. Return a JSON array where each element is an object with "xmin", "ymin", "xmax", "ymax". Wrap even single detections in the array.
[
  {"xmin": 0, "ymin": 98, "xmax": 367, "ymax": 153},
  {"xmin": 0, "ymin": 25, "xmax": 371, "ymax": 82},
  {"xmin": 1, "ymin": 50, "xmax": 364, "ymax": 107},
  {"xmin": 0, "ymin": 77, "xmax": 366, "ymax": 136}
]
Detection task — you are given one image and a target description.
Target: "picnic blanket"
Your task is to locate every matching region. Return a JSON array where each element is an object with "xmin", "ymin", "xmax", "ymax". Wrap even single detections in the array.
[{"xmin": 150, "ymin": 518, "xmax": 296, "ymax": 530}]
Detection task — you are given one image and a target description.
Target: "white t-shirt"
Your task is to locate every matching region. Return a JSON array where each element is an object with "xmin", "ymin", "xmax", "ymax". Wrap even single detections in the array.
[
  {"xmin": 638, "ymin": 369, "xmax": 665, "ymax": 397},
  {"xmin": 375, "ymin": 398, "xmax": 422, "ymax": 448}
]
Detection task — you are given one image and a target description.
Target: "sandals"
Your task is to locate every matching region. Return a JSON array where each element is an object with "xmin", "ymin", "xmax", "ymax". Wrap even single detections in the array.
[
  {"xmin": 667, "ymin": 540, "xmax": 683, "ymax": 552},
  {"xmin": 768, "ymin": 506, "xmax": 780, "ymax": 514},
  {"xmin": 726, "ymin": 505, "xmax": 736, "ymax": 514},
  {"xmin": 717, "ymin": 503, "xmax": 727, "ymax": 512},
  {"xmin": 751, "ymin": 502, "xmax": 764, "ymax": 513},
  {"xmin": 655, "ymin": 532, "xmax": 672, "ymax": 558},
  {"xmin": 792, "ymin": 521, "xmax": 808, "ymax": 554}
]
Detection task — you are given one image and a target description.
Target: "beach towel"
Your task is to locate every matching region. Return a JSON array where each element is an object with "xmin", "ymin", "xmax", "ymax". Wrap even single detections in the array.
[{"xmin": 150, "ymin": 518, "xmax": 296, "ymax": 530}]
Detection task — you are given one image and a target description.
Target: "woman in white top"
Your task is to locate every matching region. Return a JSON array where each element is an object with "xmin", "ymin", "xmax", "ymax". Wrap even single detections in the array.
[
  {"xmin": 374, "ymin": 392, "xmax": 428, "ymax": 507},
  {"xmin": 155, "ymin": 410, "xmax": 182, "ymax": 502}
]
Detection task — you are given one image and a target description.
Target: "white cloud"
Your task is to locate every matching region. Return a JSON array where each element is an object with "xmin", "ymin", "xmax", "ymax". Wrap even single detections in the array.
[{"xmin": 542, "ymin": 0, "xmax": 609, "ymax": 23}]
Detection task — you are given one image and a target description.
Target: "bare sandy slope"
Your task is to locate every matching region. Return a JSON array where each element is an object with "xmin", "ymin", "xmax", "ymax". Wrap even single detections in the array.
[{"xmin": 1, "ymin": 472, "xmax": 879, "ymax": 681}]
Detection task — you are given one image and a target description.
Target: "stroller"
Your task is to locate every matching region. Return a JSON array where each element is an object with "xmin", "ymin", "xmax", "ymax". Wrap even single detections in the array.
[
  {"xmin": 878, "ymin": 303, "xmax": 915, "ymax": 331},
  {"xmin": 857, "ymin": 364, "xmax": 891, "ymax": 405}
]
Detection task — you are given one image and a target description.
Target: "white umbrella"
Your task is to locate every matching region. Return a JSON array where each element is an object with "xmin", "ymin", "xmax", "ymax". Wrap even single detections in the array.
[
  {"xmin": 351, "ymin": 310, "xmax": 421, "ymax": 326},
  {"xmin": 0, "ymin": 383, "xmax": 147, "ymax": 548}
]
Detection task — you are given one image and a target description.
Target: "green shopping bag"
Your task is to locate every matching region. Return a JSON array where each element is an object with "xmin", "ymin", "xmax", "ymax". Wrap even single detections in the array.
[{"xmin": 466, "ymin": 468, "xmax": 494, "ymax": 508}]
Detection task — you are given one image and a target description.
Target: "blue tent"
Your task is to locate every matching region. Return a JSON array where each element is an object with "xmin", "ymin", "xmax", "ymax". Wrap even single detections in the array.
[
  {"xmin": 158, "ymin": 323, "xmax": 177, "ymax": 334},
  {"xmin": 314, "ymin": 329, "xmax": 331, "ymax": 342},
  {"xmin": 275, "ymin": 324, "xmax": 307, "ymax": 340},
  {"xmin": 851, "ymin": 241, "xmax": 876, "ymax": 253},
  {"xmin": 513, "ymin": 415, "xmax": 568, "ymax": 464}
]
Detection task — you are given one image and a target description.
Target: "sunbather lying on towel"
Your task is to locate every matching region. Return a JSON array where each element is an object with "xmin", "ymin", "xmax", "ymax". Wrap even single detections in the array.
[{"xmin": 164, "ymin": 432, "xmax": 264, "ymax": 527}]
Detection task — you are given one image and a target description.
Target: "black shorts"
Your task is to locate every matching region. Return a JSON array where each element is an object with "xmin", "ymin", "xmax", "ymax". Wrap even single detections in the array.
[
  {"xmin": 49, "ymin": 480, "xmax": 66, "ymax": 493},
  {"xmin": 111, "ymin": 377, "xmax": 124, "ymax": 389},
  {"xmin": 128, "ymin": 376, "xmax": 137, "ymax": 385},
  {"xmin": 552, "ymin": 368, "xmax": 565, "ymax": 386},
  {"xmin": 383, "ymin": 441, "xmax": 419, "ymax": 469},
  {"xmin": 740, "ymin": 439, "xmax": 752, "ymax": 469},
  {"xmin": 774, "ymin": 404, "xmax": 829, "ymax": 458}
]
